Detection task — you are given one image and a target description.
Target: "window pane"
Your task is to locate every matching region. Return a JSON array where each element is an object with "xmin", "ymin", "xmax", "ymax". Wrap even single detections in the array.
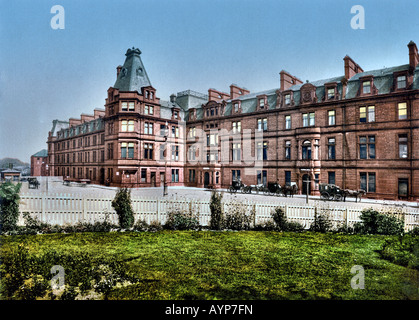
[
  {"xmin": 360, "ymin": 107, "xmax": 366, "ymax": 122},
  {"xmin": 328, "ymin": 172, "xmax": 335, "ymax": 185},
  {"xmin": 398, "ymin": 103, "xmax": 407, "ymax": 119},
  {"xmin": 368, "ymin": 106, "xmax": 375, "ymax": 122},
  {"xmin": 368, "ymin": 173, "xmax": 376, "ymax": 192},
  {"xmin": 360, "ymin": 173, "xmax": 367, "ymax": 191}
]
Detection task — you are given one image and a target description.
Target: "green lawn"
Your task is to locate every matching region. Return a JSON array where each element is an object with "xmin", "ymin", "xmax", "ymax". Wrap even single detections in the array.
[{"xmin": 1, "ymin": 231, "xmax": 418, "ymax": 300}]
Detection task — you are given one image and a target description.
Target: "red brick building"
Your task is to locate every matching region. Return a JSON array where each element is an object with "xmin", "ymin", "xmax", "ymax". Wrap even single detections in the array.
[
  {"xmin": 30, "ymin": 149, "xmax": 48, "ymax": 176},
  {"xmin": 47, "ymin": 42, "xmax": 419, "ymax": 200}
]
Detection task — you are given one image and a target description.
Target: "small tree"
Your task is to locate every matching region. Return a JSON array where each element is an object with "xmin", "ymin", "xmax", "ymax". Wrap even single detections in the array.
[
  {"xmin": 111, "ymin": 188, "xmax": 134, "ymax": 229},
  {"xmin": 209, "ymin": 191, "xmax": 224, "ymax": 230},
  {"xmin": 0, "ymin": 182, "xmax": 22, "ymax": 232}
]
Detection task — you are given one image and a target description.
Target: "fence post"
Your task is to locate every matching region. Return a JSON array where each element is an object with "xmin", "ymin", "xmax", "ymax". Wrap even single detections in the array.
[
  {"xmin": 82, "ymin": 195, "xmax": 86, "ymax": 222},
  {"xmin": 344, "ymin": 208, "xmax": 349, "ymax": 227},
  {"xmin": 41, "ymin": 193, "xmax": 46, "ymax": 223},
  {"xmin": 285, "ymin": 205, "xmax": 288, "ymax": 218},
  {"xmin": 156, "ymin": 199, "xmax": 160, "ymax": 222}
]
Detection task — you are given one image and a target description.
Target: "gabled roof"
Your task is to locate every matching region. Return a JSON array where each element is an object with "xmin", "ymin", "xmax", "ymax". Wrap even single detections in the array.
[{"xmin": 113, "ymin": 48, "xmax": 152, "ymax": 92}]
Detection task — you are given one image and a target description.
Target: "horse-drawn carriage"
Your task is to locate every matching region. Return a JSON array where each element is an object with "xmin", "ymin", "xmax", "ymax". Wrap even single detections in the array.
[
  {"xmin": 261, "ymin": 182, "xmax": 298, "ymax": 197},
  {"xmin": 27, "ymin": 177, "xmax": 40, "ymax": 189},
  {"xmin": 228, "ymin": 179, "xmax": 252, "ymax": 194},
  {"xmin": 319, "ymin": 183, "xmax": 366, "ymax": 202}
]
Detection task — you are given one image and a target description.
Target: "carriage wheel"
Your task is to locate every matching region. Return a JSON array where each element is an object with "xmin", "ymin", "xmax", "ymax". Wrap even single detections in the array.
[
  {"xmin": 240, "ymin": 187, "xmax": 247, "ymax": 194},
  {"xmin": 263, "ymin": 189, "xmax": 270, "ymax": 196},
  {"xmin": 229, "ymin": 186, "xmax": 236, "ymax": 194},
  {"xmin": 321, "ymin": 192, "xmax": 330, "ymax": 200},
  {"xmin": 334, "ymin": 194, "xmax": 343, "ymax": 201}
]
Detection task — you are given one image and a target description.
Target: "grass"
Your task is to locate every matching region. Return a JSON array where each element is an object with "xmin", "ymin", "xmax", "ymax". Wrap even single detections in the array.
[{"xmin": 1, "ymin": 231, "xmax": 418, "ymax": 300}]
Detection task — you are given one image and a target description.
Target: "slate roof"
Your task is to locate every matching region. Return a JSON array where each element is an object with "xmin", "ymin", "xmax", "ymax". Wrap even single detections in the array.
[
  {"xmin": 50, "ymin": 120, "xmax": 69, "ymax": 136},
  {"xmin": 113, "ymin": 48, "xmax": 152, "ymax": 92},
  {"xmin": 32, "ymin": 149, "xmax": 48, "ymax": 157}
]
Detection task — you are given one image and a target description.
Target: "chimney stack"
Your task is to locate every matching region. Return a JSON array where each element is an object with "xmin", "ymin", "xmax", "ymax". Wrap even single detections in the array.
[
  {"xmin": 230, "ymin": 84, "xmax": 250, "ymax": 100},
  {"xmin": 408, "ymin": 41, "xmax": 419, "ymax": 73},
  {"xmin": 343, "ymin": 56, "xmax": 363, "ymax": 80},
  {"xmin": 170, "ymin": 94, "xmax": 177, "ymax": 103},
  {"xmin": 279, "ymin": 70, "xmax": 303, "ymax": 91}
]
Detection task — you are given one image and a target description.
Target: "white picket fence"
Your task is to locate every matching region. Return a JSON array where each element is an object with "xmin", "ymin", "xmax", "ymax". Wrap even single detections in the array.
[{"xmin": 18, "ymin": 192, "xmax": 419, "ymax": 231}]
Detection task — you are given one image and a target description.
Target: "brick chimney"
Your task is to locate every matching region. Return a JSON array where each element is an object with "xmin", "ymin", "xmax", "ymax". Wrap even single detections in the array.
[
  {"xmin": 408, "ymin": 41, "xmax": 419, "ymax": 73},
  {"xmin": 208, "ymin": 88, "xmax": 230, "ymax": 102},
  {"xmin": 279, "ymin": 70, "xmax": 303, "ymax": 91},
  {"xmin": 230, "ymin": 84, "xmax": 250, "ymax": 100},
  {"xmin": 343, "ymin": 56, "xmax": 364, "ymax": 80}
]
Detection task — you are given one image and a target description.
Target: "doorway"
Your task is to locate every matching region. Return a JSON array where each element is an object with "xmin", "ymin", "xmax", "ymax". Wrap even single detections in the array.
[
  {"xmin": 204, "ymin": 172, "xmax": 210, "ymax": 188},
  {"xmin": 302, "ymin": 174, "xmax": 311, "ymax": 195},
  {"xmin": 151, "ymin": 172, "xmax": 156, "ymax": 187},
  {"xmin": 160, "ymin": 173, "xmax": 165, "ymax": 187},
  {"xmin": 398, "ymin": 178, "xmax": 408, "ymax": 199}
]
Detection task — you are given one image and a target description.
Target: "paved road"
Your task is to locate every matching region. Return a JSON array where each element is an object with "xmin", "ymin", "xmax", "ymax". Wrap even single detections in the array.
[{"xmin": 20, "ymin": 177, "xmax": 419, "ymax": 210}]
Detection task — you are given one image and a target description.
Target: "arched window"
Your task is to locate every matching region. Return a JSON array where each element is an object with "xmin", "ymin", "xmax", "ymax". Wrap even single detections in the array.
[{"xmin": 302, "ymin": 140, "xmax": 312, "ymax": 160}]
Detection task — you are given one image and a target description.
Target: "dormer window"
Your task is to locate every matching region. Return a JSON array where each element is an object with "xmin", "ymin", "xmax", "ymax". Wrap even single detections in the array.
[
  {"xmin": 327, "ymin": 88, "xmax": 335, "ymax": 99},
  {"xmin": 174, "ymin": 111, "xmax": 178, "ymax": 119},
  {"xmin": 285, "ymin": 94, "xmax": 291, "ymax": 105},
  {"xmin": 362, "ymin": 81, "xmax": 371, "ymax": 94},
  {"xmin": 234, "ymin": 103, "xmax": 239, "ymax": 112},
  {"xmin": 259, "ymin": 99, "xmax": 265, "ymax": 108},
  {"xmin": 397, "ymin": 75, "xmax": 407, "ymax": 89}
]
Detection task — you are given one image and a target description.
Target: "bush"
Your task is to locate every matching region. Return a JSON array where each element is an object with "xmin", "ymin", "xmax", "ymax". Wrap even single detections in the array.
[
  {"xmin": 224, "ymin": 203, "xmax": 255, "ymax": 231},
  {"xmin": 133, "ymin": 219, "xmax": 149, "ymax": 232},
  {"xmin": 270, "ymin": 207, "xmax": 305, "ymax": 232},
  {"xmin": 408, "ymin": 227, "xmax": 419, "ymax": 236},
  {"xmin": 209, "ymin": 191, "xmax": 224, "ymax": 230},
  {"xmin": 164, "ymin": 208, "xmax": 200, "ymax": 230},
  {"xmin": 147, "ymin": 220, "xmax": 163, "ymax": 232},
  {"xmin": 354, "ymin": 208, "xmax": 404, "ymax": 235},
  {"xmin": 111, "ymin": 188, "xmax": 135, "ymax": 229},
  {"xmin": 0, "ymin": 182, "xmax": 22, "ymax": 233},
  {"xmin": 253, "ymin": 220, "xmax": 276, "ymax": 231},
  {"xmin": 309, "ymin": 211, "xmax": 333, "ymax": 233}
]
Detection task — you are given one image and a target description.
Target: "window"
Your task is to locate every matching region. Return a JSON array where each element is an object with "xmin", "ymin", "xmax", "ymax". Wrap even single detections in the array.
[
  {"xmin": 172, "ymin": 126, "xmax": 179, "ymax": 138},
  {"xmin": 122, "ymin": 102, "xmax": 134, "ymax": 111},
  {"xmin": 145, "ymin": 122, "xmax": 153, "ymax": 135},
  {"xmin": 141, "ymin": 169, "xmax": 147, "ymax": 183},
  {"xmin": 172, "ymin": 169, "xmax": 179, "ymax": 182},
  {"xmin": 327, "ymin": 88, "xmax": 335, "ymax": 100},
  {"xmin": 362, "ymin": 81, "xmax": 371, "ymax": 94},
  {"xmin": 285, "ymin": 171, "xmax": 291, "ymax": 186},
  {"xmin": 360, "ymin": 106, "xmax": 375, "ymax": 123},
  {"xmin": 171, "ymin": 145, "xmax": 179, "ymax": 161},
  {"xmin": 121, "ymin": 120, "xmax": 134, "ymax": 132},
  {"xmin": 232, "ymin": 170, "xmax": 241, "ymax": 182},
  {"xmin": 398, "ymin": 102, "xmax": 407, "ymax": 120},
  {"xmin": 359, "ymin": 136, "xmax": 375, "ymax": 159},
  {"xmin": 302, "ymin": 112, "xmax": 315, "ymax": 127},
  {"xmin": 234, "ymin": 103, "xmax": 239, "ymax": 113},
  {"xmin": 360, "ymin": 172, "xmax": 376, "ymax": 192},
  {"xmin": 189, "ymin": 127, "xmax": 196, "ymax": 137},
  {"xmin": 257, "ymin": 170, "xmax": 267, "ymax": 186},
  {"xmin": 121, "ymin": 142, "xmax": 134, "ymax": 159},
  {"xmin": 207, "ymin": 133, "xmax": 218, "ymax": 146},
  {"xmin": 188, "ymin": 146, "xmax": 196, "ymax": 161},
  {"xmin": 328, "ymin": 110, "xmax": 336, "ymax": 126},
  {"xmin": 159, "ymin": 144, "xmax": 166, "ymax": 160},
  {"xmin": 145, "ymin": 105, "xmax": 154, "ymax": 115},
  {"xmin": 189, "ymin": 169, "xmax": 196, "ymax": 182},
  {"xmin": 397, "ymin": 75, "xmax": 407, "ymax": 89},
  {"xmin": 302, "ymin": 140, "xmax": 312, "ymax": 160},
  {"xmin": 121, "ymin": 102, "xmax": 127, "ymax": 111},
  {"xmin": 256, "ymin": 142, "xmax": 268, "ymax": 161},
  {"xmin": 257, "ymin": 118, "xmax": 268, "ymax": 131},
  {"xmin": 107, "ymin": 143, "xmax": 113, "ymax": 160},
  {"xmin": 259, "ymin": 99, "xmax": 265, "ymax": 109},
  {"xmin": 207, "ymin": 151, "xmax": 218, "ymax": 162},
  {"xmin": 144, "ymin": 143, "xmax": 153, "ymax": 159},
  {"xmin": 328, "ymin": 138, "xmax": 336, "ymax": 160},
  {"xmin": 232, "ymin": 143, "xmax": 241, "ymax": 161},
  {"xmin": 285, "ymin": 115, "xmax": 291, "ymax": 129},
  {"xmin": 399, "ymin": 134, "xmax": 408, "ymax": 158},
  {"xmin": 232, "ymin": 121, "xmax": 241, "ymax": 133},
  {"xmin": 285, "ymin": 140, "xmax": 291, "ymax": 160},
  {"xmin": 328, "ymin": 172, "xmax": 336, "ymax": 185},
  {"xmin": 285, "ymin": 94, "xmax": 291, "ymax": 105},
  {"xmin": 174, "ymin": 111, "xmax": 179, "ymax": 119},
  {"xmin": 129, "ymin": 102, "xmax": 135, "ymax": 111}
]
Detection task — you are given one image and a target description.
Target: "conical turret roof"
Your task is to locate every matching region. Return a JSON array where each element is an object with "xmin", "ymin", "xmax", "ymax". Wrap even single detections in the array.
[{"xmin": 113, "ymin": 47, "xmax": 152, "ymax": 92}]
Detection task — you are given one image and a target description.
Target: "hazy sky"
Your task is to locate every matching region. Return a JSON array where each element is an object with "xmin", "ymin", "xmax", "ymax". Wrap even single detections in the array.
[{"xmin": 1, "ymin": 0, "xmax": 418, "ymax": 163}]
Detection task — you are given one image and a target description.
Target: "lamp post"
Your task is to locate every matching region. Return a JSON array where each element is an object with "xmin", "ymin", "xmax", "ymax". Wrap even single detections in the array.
[
  {"xmin": 303, "ymin": 178, "xmax": 310, "ymax": 204},
  {"xmin": 45, "ymin": 164, "xmax": 49, "ymax": 194},
  {"xmin": 163, "ymin": 121, "xmax": 169, "ymax": 196}
]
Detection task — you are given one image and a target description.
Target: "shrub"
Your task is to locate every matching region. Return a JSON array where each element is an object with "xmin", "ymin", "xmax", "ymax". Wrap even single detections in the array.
[
  {"xmin": 147, "ymin": 220, "xmax": 163, "ymax": 232},
  {"xmin": 209, "ymin": 191, "xmax": 224, "ymax": 230},
  {"xmin": 354, "ymin": 208, "xmax": 404, "ymax": 235},
  {"xmin": 309, "ymin": 211, "xmax": 333, "ymax": 233},
  {"xmin": 253, "ymin": 220, "xmax": 276, "ymax": 231},
  {"xmin": 408, "ymin": 227, "xmax": 419, "ymax": 236},
  {"xmin": 164, "ymin": 208, "xmax": 199, "ymax": 230},
  {"xmin": 111, "ymin": 188, "xmax": 135, "ymax": 229},
  {"xmin": 270, "ymin": 207, "xmax": 305, "ymax": 232},
  {"xmin": 0, "ymin": 182, "xmax": 22, "ymax": 232},
  {"xmin": 133, "ymin": 219, "xmax": 149, "ymax": 232},
  {"xmin": 224, "ymin": 203, "xmax": 255, "ymax": 231}
]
